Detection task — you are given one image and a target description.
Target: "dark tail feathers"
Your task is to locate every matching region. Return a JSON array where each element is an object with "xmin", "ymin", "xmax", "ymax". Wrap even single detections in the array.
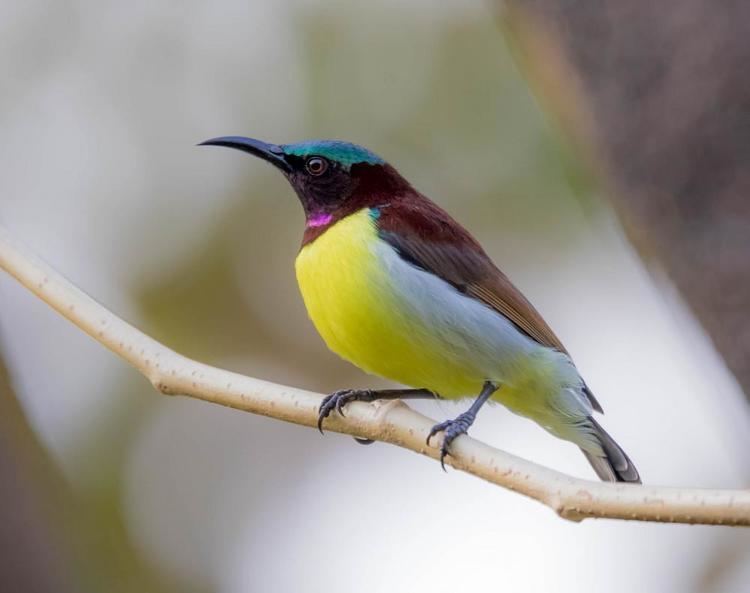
[{"xmin": 581, "ymin": 417, "xmax": 640, "ymax": 483}]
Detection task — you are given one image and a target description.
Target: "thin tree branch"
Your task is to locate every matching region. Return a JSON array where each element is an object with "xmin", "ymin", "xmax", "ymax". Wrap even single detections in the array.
[{"xmin": 0, "ymin": 226, "xmax": 748, "ymax": 526}]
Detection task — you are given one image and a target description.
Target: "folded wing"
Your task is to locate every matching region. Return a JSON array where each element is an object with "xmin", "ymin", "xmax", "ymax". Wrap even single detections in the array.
[{"xmin": 376, "ymin": 197, "xmax": 603, "ymax": 413}]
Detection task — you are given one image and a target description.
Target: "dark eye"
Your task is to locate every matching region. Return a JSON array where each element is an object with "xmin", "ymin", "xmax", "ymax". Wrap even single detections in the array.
[{"xmin": 305, "ymin": 156, "xmax": 328, "ymax": 176}]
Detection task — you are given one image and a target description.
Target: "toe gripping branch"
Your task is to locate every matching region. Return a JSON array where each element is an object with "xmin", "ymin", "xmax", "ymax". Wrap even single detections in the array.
[
  {"xmin": 426, "ymin": 381, "xmax": 498, "ymax": 470},
  {"xmin": 316, "ymin": 388, "xmax": 438, "ymax": 445},
  {"xmin": 317, "ymin": 389, "xmax": 377, "ymax": 434}
]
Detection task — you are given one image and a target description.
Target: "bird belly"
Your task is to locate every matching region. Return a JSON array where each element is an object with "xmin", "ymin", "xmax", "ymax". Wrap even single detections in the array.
[
  {"xmin": 295, "ymin": 209, "xmax": 582, "ymax": 413},
  {"xmin": 295, "ymin": 209, "xmax": 471, "ymax": 395}
]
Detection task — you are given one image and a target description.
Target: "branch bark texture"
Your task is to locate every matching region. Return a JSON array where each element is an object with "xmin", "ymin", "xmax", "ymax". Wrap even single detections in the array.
[{"xmin": 1, "ymin": 226, "xmax": 748, "ymax": 526}]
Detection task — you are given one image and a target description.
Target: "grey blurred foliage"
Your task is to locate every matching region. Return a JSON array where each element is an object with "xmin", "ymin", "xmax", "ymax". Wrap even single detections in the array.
[
  {"xmin": 507, "ymin": 0, "xmax": 750, "ymax": 405},
  {"xmin": 503, "ymin": 1, "xmax": 750, "ymax": 587},
  {"xmin": 0, "ymin": 351, "xmax": 77, "ymax": 593},
  {"xmin": 0, "ymin": 2, "xmax": 748, "ymax": 593}
]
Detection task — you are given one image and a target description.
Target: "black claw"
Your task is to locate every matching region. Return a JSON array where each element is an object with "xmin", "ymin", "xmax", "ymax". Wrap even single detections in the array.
[
  {"xmin": 317, "ymin": 391, "xmax": 342, "ymax": 434},
  {"xmin": 426, "ymin": 412, "xmax": 476, "ymax": 471},
  {"xmin": 336, "ymin": 393, "xmax": 350, "ymax": 416},
  {"xmin": 353, "ymin": 437, "xmax": 375, "ymax": 445},
  {"xmin": 317, "ymin": 389, "xmax": 372, "ymax": 434},
  {"xmin": 426, "ymin": 421, "xmax": 448, "ymax": 446}
]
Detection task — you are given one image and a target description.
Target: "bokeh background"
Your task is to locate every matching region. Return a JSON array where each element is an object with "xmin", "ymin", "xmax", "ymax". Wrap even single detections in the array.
[{"xmin": 1, "ymin": 2, "xmax": 749, "ymax": 592}]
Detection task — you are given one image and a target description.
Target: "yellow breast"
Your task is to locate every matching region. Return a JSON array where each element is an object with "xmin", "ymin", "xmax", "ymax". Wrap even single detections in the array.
[
  {"xmin": 295, "ymin": 208, "xmax": 582, "ymax": 431},
  {"xmin": 294, "ymin": 208, "xmax": 483, "ymax": 395},
  {"xmin": 295, "ymin": 208, "xmax": 394, "ymax": 375}
]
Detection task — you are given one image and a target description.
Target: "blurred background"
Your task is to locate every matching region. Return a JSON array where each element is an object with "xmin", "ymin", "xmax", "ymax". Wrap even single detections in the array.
[{"xmin": 1, "ymin": 1, "xmax": 749, "ymax": 592}]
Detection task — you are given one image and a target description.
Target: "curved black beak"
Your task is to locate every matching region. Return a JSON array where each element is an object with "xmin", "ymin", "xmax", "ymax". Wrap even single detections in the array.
[{"xmin": 199, "ymin": 136, "xmax": 291, "ymax": 173}]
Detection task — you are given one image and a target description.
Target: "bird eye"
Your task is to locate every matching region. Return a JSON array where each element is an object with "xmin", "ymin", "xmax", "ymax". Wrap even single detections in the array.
[{"xmin": 305, "ymin": 156, "xmax": 328, "ymax": 176}]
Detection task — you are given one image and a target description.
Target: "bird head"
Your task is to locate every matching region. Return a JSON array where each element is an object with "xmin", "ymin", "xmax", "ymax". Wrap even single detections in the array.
[{"xmin": 200, "ymin": 137, "xmax": 412, "ymax": 227}]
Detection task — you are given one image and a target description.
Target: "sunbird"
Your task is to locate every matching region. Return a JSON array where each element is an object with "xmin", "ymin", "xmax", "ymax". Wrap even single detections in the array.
[{"xmin": 201, "ymin": 136, "xmax": 640, "ymax": 483}]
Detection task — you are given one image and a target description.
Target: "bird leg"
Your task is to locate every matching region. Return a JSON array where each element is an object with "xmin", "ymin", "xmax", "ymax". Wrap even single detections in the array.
[
  {"xmin": 427, "ymin": 381, "xmax": 498, "ymax": 470},
  {"xmin": 317, "ymin": 388, "xmax": 438, "ymax": 439}
]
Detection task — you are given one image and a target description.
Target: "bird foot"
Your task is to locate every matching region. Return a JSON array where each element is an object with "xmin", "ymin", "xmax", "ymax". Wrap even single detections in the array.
[
  {"xmin": 426, "ymin": 412, "xmax": 476, "ymax": 471},
  {"xmin": 317, "ymin": 389, "xmax": 375, "ymax": 434}
]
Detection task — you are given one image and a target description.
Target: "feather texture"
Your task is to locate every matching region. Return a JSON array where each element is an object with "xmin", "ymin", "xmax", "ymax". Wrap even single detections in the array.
[
  {"xmin": 377, "ymin": 199, "xmax": 567, "ymax": 352},
  {"xmin": 376, "ymin": 197, "xmax": 604, "ymax": 413}
]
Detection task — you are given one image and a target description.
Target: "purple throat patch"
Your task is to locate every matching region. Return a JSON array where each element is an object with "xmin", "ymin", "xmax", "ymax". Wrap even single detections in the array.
[{"xmin": 307, "ymin": 213, "xmax": 333, "ymax": 228}]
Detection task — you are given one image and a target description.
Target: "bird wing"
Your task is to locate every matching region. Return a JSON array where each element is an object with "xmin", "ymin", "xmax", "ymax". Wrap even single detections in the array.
[
  {"xmin": 376, "ymin": 198, "xmax": 603, "ymax": 413},
  {"xmin": 376, "ymin": 199, "xmax": 567, "ymax": 352}
]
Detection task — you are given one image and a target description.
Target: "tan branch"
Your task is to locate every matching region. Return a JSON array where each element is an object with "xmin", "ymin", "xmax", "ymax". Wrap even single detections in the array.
[{"xmin": 0, "ymin": 225, "xmax": 748, "ymax": 526}]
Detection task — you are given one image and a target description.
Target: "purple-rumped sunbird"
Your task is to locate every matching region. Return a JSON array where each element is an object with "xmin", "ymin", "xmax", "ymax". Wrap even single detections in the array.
[{"xmin": 200, "ymin": 136, "xmax": 640, "ymax": 482}]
